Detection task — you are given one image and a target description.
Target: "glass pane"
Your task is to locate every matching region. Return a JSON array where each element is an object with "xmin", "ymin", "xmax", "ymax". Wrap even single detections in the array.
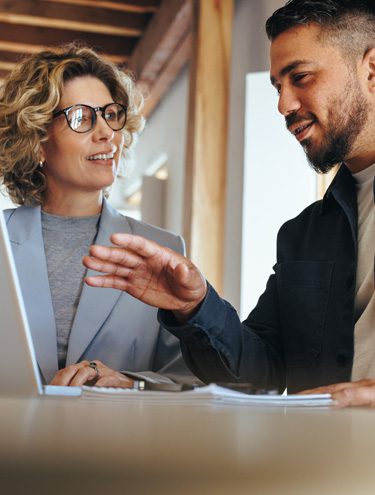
[
  {"xmin": 69, "ymin": 106, "xmax": 93, "ymax": 131},
  {"xmin": 104, "ymin": 104, "xmax": 125, "ymax": 128}
]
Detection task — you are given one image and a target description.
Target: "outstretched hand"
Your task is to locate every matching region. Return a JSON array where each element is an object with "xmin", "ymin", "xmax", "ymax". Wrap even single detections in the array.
[{"xmin": 83, "ymin": 233, "xmax": 207, "ymax": 322}]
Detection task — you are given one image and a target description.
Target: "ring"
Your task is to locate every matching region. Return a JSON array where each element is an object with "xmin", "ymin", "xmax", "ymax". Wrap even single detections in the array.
[{"xmin": 89, "ymin": 361, "xmax": 99, "ymax": 379}]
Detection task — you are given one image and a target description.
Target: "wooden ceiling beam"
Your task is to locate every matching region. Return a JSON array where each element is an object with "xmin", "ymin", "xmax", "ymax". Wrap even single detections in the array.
[
  {"xmin": 0, "ymin": 0, "xmax": 152, "ymax": 36},
  {"xmin": 0, "ymin": 22, "xmax": 137, "ymax": 57},
  {"xmin": 0, "ymin": 41, "xmax": 49, "ymax": 54},
  {"xmin": 142, "ymin": 29, "xmax": 191, "ymax": 117},
  {"xmin": 0, "ymin": 42, "xmax": 127, "ymax": 65},
  {"xmin": 44, "ymin": 0, "xmax": 160, "ymax": 14},
  {"xmin": 0, "ymin": 14, "xmax": 141, "ymax": 37},
  {"xmin": 127, "ymin": 0, "xmax": 192, "ymax": 86},
  {"xmin": 0, "ymin": 61, "xmax": 16, "ymax": 72}
]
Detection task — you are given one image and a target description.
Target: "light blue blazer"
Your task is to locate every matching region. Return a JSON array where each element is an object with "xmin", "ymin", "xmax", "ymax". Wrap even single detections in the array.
[{"xmin": 4, "ymin": 199, "xmax": 192, "ymax": 384}]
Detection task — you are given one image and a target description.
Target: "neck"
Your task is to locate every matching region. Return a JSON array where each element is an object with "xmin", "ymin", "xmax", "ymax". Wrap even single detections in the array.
[
  {"xmin": 344, "ymin": 155, "xmax": 375, "ymax": 174},
  {"xmin": 344, "ymin": 114, "xmax": 375, "ymax": 173},
  {"xmin": 42, "ymin": 190, "xmax": 104, "ymax": 217}
]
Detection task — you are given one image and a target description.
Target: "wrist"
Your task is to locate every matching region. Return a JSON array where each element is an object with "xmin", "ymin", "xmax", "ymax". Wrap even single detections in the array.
[{"xmin": 172, "ymin": 297, "xmax": 205, "ymax": 324}]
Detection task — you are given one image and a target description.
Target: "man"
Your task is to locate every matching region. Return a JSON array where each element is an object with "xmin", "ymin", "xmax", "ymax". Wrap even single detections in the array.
[{"xmin": 83, "ymin": 0, "xmax": 375, "ymax": 407}]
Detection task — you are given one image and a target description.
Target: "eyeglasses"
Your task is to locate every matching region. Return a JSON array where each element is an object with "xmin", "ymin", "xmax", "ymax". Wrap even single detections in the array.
[{"xmin": 52, "ymin": 103, "xmax": 127, "ymax": 133}]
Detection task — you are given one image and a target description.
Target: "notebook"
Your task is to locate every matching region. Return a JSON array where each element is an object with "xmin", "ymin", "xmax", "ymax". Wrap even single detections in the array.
[{"xmin": 0, "ymin": 210, "xmax": 81, "ymax": 398}]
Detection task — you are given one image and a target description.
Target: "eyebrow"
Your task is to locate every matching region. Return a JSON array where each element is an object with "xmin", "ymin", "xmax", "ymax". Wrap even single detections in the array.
[{"xmin": 270, "ymin": 60, "xmax": 313, "ymax": 85}]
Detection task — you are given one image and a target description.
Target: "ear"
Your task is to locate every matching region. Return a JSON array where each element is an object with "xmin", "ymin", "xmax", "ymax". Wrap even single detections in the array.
[
  {"xmin": 363, "ymin": 47, "xmax": 375, "ymax": 92},
  {"xmin": 39, "ymin": 145, "xmax": 46, "ymax": 164}
]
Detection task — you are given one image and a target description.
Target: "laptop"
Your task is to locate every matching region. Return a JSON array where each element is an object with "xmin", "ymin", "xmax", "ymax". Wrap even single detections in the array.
[{"xmin": 0, "ymin": 210, "xmax": 81, "ymax": 398}]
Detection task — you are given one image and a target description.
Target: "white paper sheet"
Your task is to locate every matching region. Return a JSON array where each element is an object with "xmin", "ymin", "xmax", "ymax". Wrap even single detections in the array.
[{"xmin": 80, "ymin": 383, "xmax": 333, "ymax": 407}]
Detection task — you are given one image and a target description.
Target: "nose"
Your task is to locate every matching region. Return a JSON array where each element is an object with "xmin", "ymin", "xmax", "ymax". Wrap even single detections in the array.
[
  {"xmin": 277, "ymin": 85, "xmax": 301, "ymax": 116},
  {"xmin": 94, "ymin": 111, "xmax": 115, "ymax": 140}
]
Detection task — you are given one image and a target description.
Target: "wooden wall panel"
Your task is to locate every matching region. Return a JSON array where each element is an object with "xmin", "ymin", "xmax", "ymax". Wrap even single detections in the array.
[{"xmin": 184, "ymin": 0, "xmax": 234, "ymax": 294}]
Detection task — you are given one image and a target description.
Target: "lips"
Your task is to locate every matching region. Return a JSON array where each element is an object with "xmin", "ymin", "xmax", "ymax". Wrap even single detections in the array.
[
  {"xmin": 294, "ymin": 122, "xmax": 312, "ymax": 135},
  {"xmin": 87, "ymin": 151, "xmax": 115, "ymax": 161},
  {"xmin": 287, "ymin": 119, "xmax": 315, "ymax": 142}
]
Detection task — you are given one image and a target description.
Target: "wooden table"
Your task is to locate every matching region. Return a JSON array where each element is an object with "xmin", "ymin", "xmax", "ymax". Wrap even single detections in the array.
[{"xmin": 1, "ymin": 395, "xmax": 374, "ymax": 494}]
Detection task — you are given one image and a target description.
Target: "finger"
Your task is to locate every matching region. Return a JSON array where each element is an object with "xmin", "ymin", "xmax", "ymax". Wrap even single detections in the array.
[
  {"xmin": 172, "ymin": 262, "xmax": 192, "ymax": 286},
  {"xmin": 86, "ymin": 245, "xmax": 143, "ymax": 267},
  {"xmin": 174, "ymin": 262, "xmax": 206, "ymax": 289},
  {"xmin": 332, "ymin": 385, "xmax": 375, "ymax": 408},
  {"xmin": 110, "ymin": 233, "xmax": 161, "ymax": 259},
  {"xmin": 94, "ymin": 373, "xmax": 134, "ymax": 389},
  {"xmin": 50, "ymin": 361, "xmax": 90, "ymax": 386},
  {"xmin": 84, "ymin": 274, "xmax": 131, "ymax": 291},
  {"xmin": 297, "ymin": 382, "xmax": 352, "ymax": 395},
  {"xmin": 69, "ymin": 366, "xmax": 98, "ymax": 387},
  {"xmin": 83, "ymin": 255, "xmax": 134, "ymax": 277},
  {"xmin": 296, "ymin": 379, "xmax": 374, "ymax": 395}
]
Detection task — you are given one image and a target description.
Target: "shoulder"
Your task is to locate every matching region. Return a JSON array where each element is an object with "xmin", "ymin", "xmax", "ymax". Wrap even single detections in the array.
[
  {"xmin": 276, "ymin": 199, "xmax": 326, "ymax": 258},
  {"xmin": 3, "ymin": 205, "xmax": 42, "ymax": 243},
  {"xmin": 279, "ymin": 199, "xmax": 323, "ymax": 234},
  {"xmin": 3, "ymin": 204, "xmax": 40, "ymax": 222},
  {"xmin": 2, "ymin": 206, "xmax": 18, "ymax": 222}
]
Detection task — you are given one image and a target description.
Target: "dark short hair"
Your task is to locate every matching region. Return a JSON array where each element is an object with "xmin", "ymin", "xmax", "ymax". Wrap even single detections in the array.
[{"xmin": 266, "ymin": 0, "xmax": 375, "ymax": 49}]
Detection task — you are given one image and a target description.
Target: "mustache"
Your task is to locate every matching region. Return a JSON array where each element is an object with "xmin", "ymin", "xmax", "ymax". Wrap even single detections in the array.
[{"xmin": 285, "ymin": 112, "xmax": 317, "ymax": 131}]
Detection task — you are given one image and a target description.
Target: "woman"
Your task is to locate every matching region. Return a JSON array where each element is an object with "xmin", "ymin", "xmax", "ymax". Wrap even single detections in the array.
[{"xmin": 0, "ymin": 43, "xmax": 192, "ymax": 388}]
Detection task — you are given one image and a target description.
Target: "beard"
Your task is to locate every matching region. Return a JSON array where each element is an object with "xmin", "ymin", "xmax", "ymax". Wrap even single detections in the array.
[{"xmin": 286, "ymin": 77, "xmax": 370, "ymax": 174}]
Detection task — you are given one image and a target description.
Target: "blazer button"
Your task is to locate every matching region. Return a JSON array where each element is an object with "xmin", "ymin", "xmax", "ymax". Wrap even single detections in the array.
[{"xmin": 337, "ymin": 355, "xmax": 347, "ymax": 366}]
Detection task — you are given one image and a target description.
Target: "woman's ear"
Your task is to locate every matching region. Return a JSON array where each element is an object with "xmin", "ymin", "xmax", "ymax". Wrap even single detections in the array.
[{"xmin": 39, "ymin": 146, "xmax": 46, "ymax": 165}]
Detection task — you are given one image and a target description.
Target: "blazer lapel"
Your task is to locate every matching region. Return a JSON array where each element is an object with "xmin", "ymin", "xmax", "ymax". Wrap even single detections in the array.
[
  {"xmin": 6, "ymin": 206, "xmax": 58, "ymax": 384},
  {"xmin": 66, "ymin": 199, "xmax": 133, "ymax": 365}
]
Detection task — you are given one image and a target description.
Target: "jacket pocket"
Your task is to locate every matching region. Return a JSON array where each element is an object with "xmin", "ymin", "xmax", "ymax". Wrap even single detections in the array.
[{"xmin": 275, "ymin": 261, "xmax": 334, "ymax": 367}]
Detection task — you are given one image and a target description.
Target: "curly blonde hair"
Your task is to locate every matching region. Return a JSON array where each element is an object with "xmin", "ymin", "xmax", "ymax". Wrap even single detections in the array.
[{"xmin": 0, "ymin": 42, "xmax": 144, "ymax": 206}]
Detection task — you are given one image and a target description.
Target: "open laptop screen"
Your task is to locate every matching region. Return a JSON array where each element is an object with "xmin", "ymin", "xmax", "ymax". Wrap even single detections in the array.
[{"xmin": 0, "ymin": 210, "xmax": 44, "ymax": 397}]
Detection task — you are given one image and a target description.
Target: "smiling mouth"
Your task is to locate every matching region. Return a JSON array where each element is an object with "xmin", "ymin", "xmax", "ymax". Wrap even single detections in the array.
[
  {"xmin": 294, "ymin": 122, "xmax": 313, "ymax": 136},
  {"xmin": 87, "ymin": 152, "xmax": 115, "ymax": 161}
]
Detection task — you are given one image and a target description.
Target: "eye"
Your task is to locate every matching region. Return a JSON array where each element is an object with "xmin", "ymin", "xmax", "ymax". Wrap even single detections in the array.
[
  {"xmin": 105, "ymin": 111, "xmax": 116, "ymax": 121},
  {"xmin": 70, "ymin": 115, "xmax": 88, "ymax": 128},
  {"xmin": 293, "ymin": 73, "xmax": 309, "ymax": 84}
]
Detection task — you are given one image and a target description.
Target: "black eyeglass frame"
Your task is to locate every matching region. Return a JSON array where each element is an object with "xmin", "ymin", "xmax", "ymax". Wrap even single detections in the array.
[{"xmin": 52, "ymin": 103, "xmax": 128, "ymax": 133}]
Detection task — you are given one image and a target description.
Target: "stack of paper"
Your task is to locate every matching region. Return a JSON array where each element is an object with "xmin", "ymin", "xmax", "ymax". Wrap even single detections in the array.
[{"xmin": 80, "ymin": 383, "xmax": 333, "ymax": 407}]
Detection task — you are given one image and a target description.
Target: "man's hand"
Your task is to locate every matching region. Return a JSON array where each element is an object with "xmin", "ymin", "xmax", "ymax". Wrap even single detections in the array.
[
  {"xmin": 50, "ymin": 360, "xmax": 134, "ymax": 388},
  {"xmin": 83, "ymin": 233, "xmax": 207, "ymax": 323},
  {"xmin": 298, "ymin": 379, "xmax": 375, "ymax": 407}
]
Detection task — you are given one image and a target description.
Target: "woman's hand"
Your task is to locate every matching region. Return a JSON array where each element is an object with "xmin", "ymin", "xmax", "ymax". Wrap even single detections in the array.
[
  {"xmin": 298, "ymin": 378, "xmax": 375, "ymax": 407},
  {"xmin": 83, "ymin": 233, "xmax": 208, "ymax": 323},
  {"xmin": 50, "ymin": 360, "xmax": 134, "ymax": 388}
]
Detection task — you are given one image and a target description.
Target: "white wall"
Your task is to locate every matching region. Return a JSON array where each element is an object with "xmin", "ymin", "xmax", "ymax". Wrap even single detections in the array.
[
  {"xmin": 114, "ymin": 65, "xmax": 189, "ymax": 235},
  {"xmin": 224, "ymin": 0, "xmax": 287, "ymax": 310},
  {"xmin": 241, "ymin": 72, "xmax": 316, "ymax": 320}
]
